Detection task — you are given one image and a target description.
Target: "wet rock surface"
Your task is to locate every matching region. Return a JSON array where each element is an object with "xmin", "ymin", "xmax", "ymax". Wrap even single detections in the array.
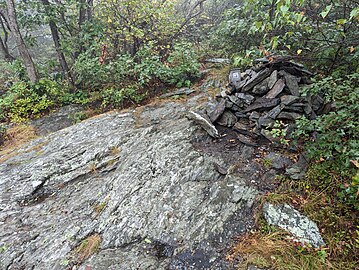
[
  {"xmin": 31, "ymin": 105, "xmax": 83, "ymax": 136},
  {"xmin": 263, "ymin": 203, "xmax": 325, "ymax": 248},
  {"xmin": 0, "ymin": 92, "xmax": 284, "ymax": 270}
]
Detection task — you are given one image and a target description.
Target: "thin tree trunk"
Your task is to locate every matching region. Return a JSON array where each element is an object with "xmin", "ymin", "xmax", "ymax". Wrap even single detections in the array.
[
  {"xmin": 5, "ymin": 0, "xmax": 38, "ymax": 82},
  {"xmin": 0, "ymin": 37, "xmax": 14, "ymax": 61},
  {"xmin": 87, "ymin": 0, "xmax": 93, "ymax": 20},
  {"xmin": 0, "ymin": 14, "xmax": 15, "ymax": 61},
  {"xmin": 41, "ymin": 0, "xmax": 74, "ymax": 86}
]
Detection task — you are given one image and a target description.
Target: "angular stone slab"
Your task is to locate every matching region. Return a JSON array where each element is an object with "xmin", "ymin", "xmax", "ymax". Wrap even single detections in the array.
[
  {"xmin": 208, "ymin": 99, "xmax": 226, "ymax": 123},
  {"xmin": 268, "ymin": 70, "xmax": 278, "ymax": 89},
  {"xmin": 277, "ymin": 111, "xmax": 302, "ymax": 120},
  {"xmin": 263, "ymin": 203, "xmax": 325, "ymax": 248},
  {"xmin": 242, "ymin": 68, "xmax": 271, "ymax": 92},
  {"xmin": 187, "ymin": 111, "xmax": 220, "ymax": 138},
  {"xmin": 252, "ymin": 77, "xmax": 270, "ymax": 95},
  {"xmin": 282, "ymin": 72, "xmax": 300, "ymax": 96},
  {"xmin": 160, "ymin": 88, "xmax": 195, "ymax": 98},
  {"xmin": 267, "ymin": 105, "xmax": 282, "ymax": 119},
  {"xmin": 280, "ymin": 95, "xmax": 301, "ymax": 106},
  {"xmin": 265, "ymin": 78, "xmax": 286, "ymax": 99},
  {"xmin": 216, "ymin": 110, "xmax": 237, "ymax": 127},
  {"xmin": 243, "ymin": 97, "xmax": 280, "ymax": 113},
  {"xmin": 236, "ymin": 93, "xmax": 255, "ymax": 105}
]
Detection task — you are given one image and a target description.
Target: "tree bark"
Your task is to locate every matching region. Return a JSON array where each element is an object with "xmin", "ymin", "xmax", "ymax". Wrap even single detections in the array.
[
  {"xmin": 0, "ymin": 13, "xmax": 15, "ymax": 61},
  {"xmin": 5, "ymin": 0, "xmax": 38, "ymax": 82},
  {"xmin": 41, "ymin": 0, "xmax": 74, "ymax": 86},
  {"xmin": 87, "ymin": 0, "xmax": 93, "ymax": 20},
  {"xmin": 0, "ymin": 37, "xmax": 14, "ymax": 61}
]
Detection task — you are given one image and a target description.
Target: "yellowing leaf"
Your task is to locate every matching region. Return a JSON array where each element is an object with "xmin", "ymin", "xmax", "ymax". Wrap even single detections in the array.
[{"xmin": 297, "ymin": 49, "xmax": 302, "ymax": 55}]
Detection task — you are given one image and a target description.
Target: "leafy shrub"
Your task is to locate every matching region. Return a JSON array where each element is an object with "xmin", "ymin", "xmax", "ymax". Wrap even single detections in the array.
[
  {"xmin": 0, "ymin": 79, "xmax": 67, "ymax": 123},
  {"xmin": 294, "ymin": 73, "xmax": 359, "ymax": 168},
  {"xmin": 73, "ymin": 42, "xmax": 200, "ymax": 108},
  {"xmin": 293, "ymin": 73, "xmax": 359, "ymax": 209},
  {"xmin": 101, "ymin": 85, "xmax": 145, "ymax": 108},
  {"xmin": 162, "ymin": 42, "xmax": 201, "ymax": 87}
]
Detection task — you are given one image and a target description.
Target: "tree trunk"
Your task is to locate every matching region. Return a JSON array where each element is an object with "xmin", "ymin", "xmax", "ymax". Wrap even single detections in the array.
[
  {"xmin": 41, "ymin": 0, "xmax": 74, "ymax": 86},
  {"xmin": 87, "ymin": 0, "xmax": 93, "ymax": 20},
  {"xmin": 0, "ymin": 37, "xmax": 14, "ymax": 61},
  {"xmin": 5, "ymin": 0, "xmax": 38, "ymax": 82}
]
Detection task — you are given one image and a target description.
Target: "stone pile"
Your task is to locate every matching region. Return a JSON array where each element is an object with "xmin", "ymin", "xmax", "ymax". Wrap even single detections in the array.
[{"xmin": 201, "ymin": 56, "xmax": 328, "ymax": 140}]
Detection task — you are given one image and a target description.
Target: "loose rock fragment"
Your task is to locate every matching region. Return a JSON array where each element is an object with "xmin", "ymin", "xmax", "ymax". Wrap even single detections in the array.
[
  {"xmin": 265, "ymin": 78, "xmax": 286, "ymax": 99},
  {"xmin": 187, "ymin": 111, "xmax": 220, "ymax": 138},
  {"xmin": 216, "ymin": 111, "xmax": 237, "ymax": 127},
  {"xmin": 263, "ymin": 203, "xmax": 325, "ymax": 248},
  {"xmin": 208, "ymin": 99, "xmax": 226, "ymax": 123}
]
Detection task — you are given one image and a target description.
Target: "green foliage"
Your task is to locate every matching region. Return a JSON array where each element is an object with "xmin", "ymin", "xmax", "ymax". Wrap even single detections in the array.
[
  {"xmin": 212, "ymin": 0, "xmax": 358, "ymax": 72},
  {"xmin": 163, "ymin": 42, "xmax": 201, "ymax": 87},
  {"xmin": 98, "ymin": 0, "xmax": 181, "ymax": 55},
  {"xmin": 0, "ymin": 79, "xmax": 68, "ymax": 123},
  {"xmin": 294, "ymin": 73, "xmax": 359, "ymax": 168},
  {"xmin": 337, "ymin": 170, "xmax": 359, "ymax": 211},
  {"xmin": 101, "ymin": 85, "xmax": 145, "ymax": 108},
  {"xmin": 73, "ymin": 42, "xmax": 200, "ymax": 107},
  {"xmin": 293, "ymin": 73, "xmax": 359, "ymax": 209}
]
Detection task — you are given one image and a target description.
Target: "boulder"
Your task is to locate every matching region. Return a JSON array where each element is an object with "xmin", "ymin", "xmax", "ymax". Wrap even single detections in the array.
[{"xmin": 263, "ymin": 203, "xmax": 325, "ymax": 248}]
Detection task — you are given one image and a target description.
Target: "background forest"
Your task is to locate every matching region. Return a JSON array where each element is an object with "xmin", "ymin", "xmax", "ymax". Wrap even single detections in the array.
[{"xmin": 0, "ymin": 0, "xmax": 358, "ymax": 269}]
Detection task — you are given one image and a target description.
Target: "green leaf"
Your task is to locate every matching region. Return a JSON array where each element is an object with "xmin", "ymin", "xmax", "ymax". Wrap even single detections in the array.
[
  {"xmin": 350, "ymin": 8, "xmax": 359, "ymax": 21},
  {"xmin": 320, "ymin": 5, "xmax": 332, "ymax": 18},
  {"xmin": 336, "ymin": 19, "xmax": 347, "ymax": 25},
  {"xmin": 280, "ymin": 5, "xmax": 289, "ymax": 14}
]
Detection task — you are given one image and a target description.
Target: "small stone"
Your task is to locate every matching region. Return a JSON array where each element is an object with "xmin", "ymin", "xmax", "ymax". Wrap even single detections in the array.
[
  {"xmin": 285, "ymin": 154, "xmax": 308, "ymax": 180},
  {"xmin": 277, "ymin": 111, "xmax": 302, "ymax": 120},
  {"xmin": 243, "ymin": 97, "xmax": 280, "ymax": 113},
  {"xmin": 249, "ymin": 111, "xmax": 261, "ymax": 120},
  {"xmin": 187, "ymin": 111, "xmax": 220, "ymax": 138},
  {"xmin": 231, "ymin": 104, "xmax": 242, "ymax": 112},
  {"xmin": 234, "ymin": 121, "xmax": 249, "ymax": 131},
  {"xmin": 32, "ymin": 181, "xmax": 43, "ymax": 189},
  {"xmin": 236, "ymin": 133, "xmax": 257, "ymax": 146},
  {"xmin": 310, "ymin": 95, "xmax": 324, "ymax": 112},
  {"xmin": 220, "ymin": 90, "xmax": 228, "ymax": 98},
  {"xmin": 268, "ymin": 70, "xmax": 278, "ymax": 89},
  {"xmin": 208, "ymin": 99, "xmax": 226, "ymax": 123},
  {"xmin": 258, "ymin": 115, "xmax": 275, "ymax": 127},
  {"xmin": 280, "ymin": 95, "xmax": 301, "ymax": 106},
  {"xmin": 252, "ymin": 77, "xmax": 270, "ymax": 95},
  {"xmin": 228, "ymin": 95, "xmax": 242, "ymax": 107},
  {"xmin": 265, "ymin": 78, "xmax": 286, "ymax": 99},
  {"xmin": 235, "ymin": 112, "xmax": 248, "ymax": 119},
  {"xmin": 284, "ymin": 106, "xmax": 304, "ymax": 113},
  {"xmin": 243, "ymin": 68, "xmax": 271, "ymax": 92},
  {"xmin": 235, "ymin": 93, "xmax": 255, "ymax": 104},
  {"xmin": 216, "ymin": 111, "xmax": 237, "ymax": 127},
  {"xmin": 264, "ymin": 152, "xmax": 293, "ymax": 170},
  {"xmin": 225, "ymin": 100, "xmax": 233, "ymax": 109},
  {"xmin": 268, "ymin": 105, "xmax": 282, "ymax": 119},
  {"xmin": 263, "ymin": 203, "xmax": 325, "ymax": 247}
]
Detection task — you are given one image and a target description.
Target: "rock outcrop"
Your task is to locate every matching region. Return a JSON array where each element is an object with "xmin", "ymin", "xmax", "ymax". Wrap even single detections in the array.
[{"xmin": 0, "ymin": 95, "xmax": 261, "ymax": 270}]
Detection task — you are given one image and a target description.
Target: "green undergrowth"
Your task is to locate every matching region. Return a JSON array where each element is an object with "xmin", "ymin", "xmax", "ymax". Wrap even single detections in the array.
[
  {"xmin": 0, "ymin": 42, "xmax": 200, "ymax": 125},
  {"xmin": 229, "ymin": 72, "xmax": 359, "ymax": 270}
]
